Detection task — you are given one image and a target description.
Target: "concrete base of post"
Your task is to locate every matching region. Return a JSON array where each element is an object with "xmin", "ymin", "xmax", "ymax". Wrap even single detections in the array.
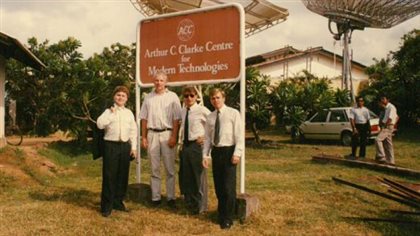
[
  {"xmin": 236, "ymin": 193, "xmax": 259, "ymax": 223},
  {"xmin": 127, "ymin": 183, "xmax": 151, "ymax": 204}
]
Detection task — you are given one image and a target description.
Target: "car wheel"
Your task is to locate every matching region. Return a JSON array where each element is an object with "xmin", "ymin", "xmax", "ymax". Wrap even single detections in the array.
[{"xmin": 341, "ymin": 131, "xmax": 352, "ymax": 146}]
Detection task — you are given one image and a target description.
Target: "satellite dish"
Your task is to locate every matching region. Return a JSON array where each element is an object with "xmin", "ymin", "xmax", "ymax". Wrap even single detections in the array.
[
  {"xmin": 302, "ymin": 0, "xmax": 420, "ymax": 101},
  {"xmin": 129, "ymin": 0, "xmax": 289, "ymax": 37}
]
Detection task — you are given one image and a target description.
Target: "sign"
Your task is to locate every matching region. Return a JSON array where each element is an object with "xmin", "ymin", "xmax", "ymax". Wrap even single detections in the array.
[{"xmin": 137, "ymin": 4, "xmax": 244, "ymax": 87}]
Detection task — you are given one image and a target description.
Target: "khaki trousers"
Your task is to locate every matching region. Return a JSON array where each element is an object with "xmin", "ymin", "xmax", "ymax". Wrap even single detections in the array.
[
  {"xmin": 375, "ymin": 126, "xmax": 394, "ymax": 164},
  {"xmin": 147, "ymin": 130, "xmax": 176, "ymax": 201}
]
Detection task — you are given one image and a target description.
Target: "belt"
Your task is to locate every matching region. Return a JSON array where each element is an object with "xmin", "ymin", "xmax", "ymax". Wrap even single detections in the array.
[
  {"xmin": 183, "ymin": 140, "xmax": 197, "ymax": 146},
  {"xmin": 148, "ymin": 128, "xmax": 172, "ymax": 132},
  {"xmin": 213, "ymin": 145, "xmax": 235, "ymax": 149},
  {"xmin": 105, "ymin": 140, "xmax": 129, "ymax": 144}
]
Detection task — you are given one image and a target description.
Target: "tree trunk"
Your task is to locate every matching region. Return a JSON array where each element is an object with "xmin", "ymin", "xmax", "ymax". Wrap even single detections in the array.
[{"xmin": 251, "ymin": 122, "xmax": 261, "ymax": 145}]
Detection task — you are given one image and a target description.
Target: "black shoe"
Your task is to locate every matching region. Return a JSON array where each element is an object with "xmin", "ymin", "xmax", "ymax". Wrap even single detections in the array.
[
  {"xmin": 188, "ymin": 208, "xmax": 200, "ymax": 215},
  {"xmin": 151, "ymin": 200, "xmax": 161, "ymax": 207},
  {"xmin": 345, "ymin": 154, "xmax": 356, "ymax": 160},
  {"xmin": 113, "ymin": 203, "xmax": 129, "ymax": 212},
  {"xmin": 167, "ymin": 199, "xmax": 176, "ymax": 209},
  {"xmin": 220, "ymin": 221, "xmax": 232, "ymax": 230},
  {"xmin": 101, "ymin": 210, "xmax": 111, "ymax": 217}
]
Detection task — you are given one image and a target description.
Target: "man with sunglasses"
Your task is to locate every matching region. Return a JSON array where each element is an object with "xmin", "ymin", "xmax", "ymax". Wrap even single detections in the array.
[
  {"xmin": 348, "ymin": 96, "xmax": 371, "ymax": 160},
  {"xmin": 179, "ymin": 86, "xmax": 210, "ymax": 215}
]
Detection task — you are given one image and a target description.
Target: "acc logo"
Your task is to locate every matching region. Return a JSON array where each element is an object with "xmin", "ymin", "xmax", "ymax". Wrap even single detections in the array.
[{"xmin": 177, "ymin": 18, "xmax": 195, "ymax": 41}]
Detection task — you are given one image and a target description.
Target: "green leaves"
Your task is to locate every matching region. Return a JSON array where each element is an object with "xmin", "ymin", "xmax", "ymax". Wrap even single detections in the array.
[{"xmin": 5, "ymin": 38, "xmax": 135, "ymax": 143}]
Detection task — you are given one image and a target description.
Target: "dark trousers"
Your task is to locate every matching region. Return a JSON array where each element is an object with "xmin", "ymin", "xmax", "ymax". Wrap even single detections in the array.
[
  {"xmin": 180, "ymin": 142, "xmax": 203, "ymax": 212},
  {"xmin": 101, "ymin": 141, "xmax": 131, "ymax": 213},
  {"xmin": 352, "ymin": 123, "xmax": 369, "ymax": 157},
  {"xmin": 211, "ymin": 146, "xmax": 236, "ymax": 223}
]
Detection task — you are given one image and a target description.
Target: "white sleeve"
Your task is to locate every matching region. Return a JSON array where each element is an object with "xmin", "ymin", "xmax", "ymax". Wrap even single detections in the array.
[
  {"xmin": 233, "ymin": 109, "xmax": 244, "ymax": 157},
  {"xmin": 139, "ymin": 96, "xmax": 149, "ymax": 120},
  {"xmin": 203, "ymin": 114, "xmax": 212, "ymax": 159},
  {"xmin": 97, "ymin": 109, "xmax": 115, "ymax": 129},
  {"xmin": 128, "ymin": 111, "xmax": 138, "ymax": 151}
]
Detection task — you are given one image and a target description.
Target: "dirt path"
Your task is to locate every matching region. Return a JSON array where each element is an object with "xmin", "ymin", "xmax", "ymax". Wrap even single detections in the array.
[{"xmin": 0, "ymin": 135, "xmax": 70, "ymax": 185}]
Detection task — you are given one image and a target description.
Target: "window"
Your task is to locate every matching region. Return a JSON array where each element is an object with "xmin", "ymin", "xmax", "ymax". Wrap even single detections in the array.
[
  {"xmin": 310, "ymin": 111, "xmax": 328, "ymax": 122},
  {"xmin": 329, "ymin": 110, "xmax": 347, "ymax": 122}
]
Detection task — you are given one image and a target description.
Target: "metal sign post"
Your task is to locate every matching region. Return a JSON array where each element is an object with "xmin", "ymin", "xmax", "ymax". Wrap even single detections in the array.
[{"xmin": 135, "ymin": 3, "xmax": 246, "ymax": 193}]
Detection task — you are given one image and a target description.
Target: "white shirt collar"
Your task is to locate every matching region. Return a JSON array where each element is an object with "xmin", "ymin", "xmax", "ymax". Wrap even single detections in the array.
[
  {"xmin": 153, "ymin": 88, "xmax": 169, "ymax": 95},
  {"xmin": 114, "ymin": 104, "xmax": 125, "ymax": 110},
  {"xmin": 217, "ymin": 104, "xmax": 227, "ymax": 113}
]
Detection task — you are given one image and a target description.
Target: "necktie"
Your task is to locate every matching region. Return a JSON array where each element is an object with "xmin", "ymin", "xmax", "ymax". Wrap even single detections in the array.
[
  {"xmin": 214, "ymin": 111, "xmax": 220, "ymax": 145},
  {"xmin": 184, "ymin": 108, "xmax": 189, "ymax": 143}
]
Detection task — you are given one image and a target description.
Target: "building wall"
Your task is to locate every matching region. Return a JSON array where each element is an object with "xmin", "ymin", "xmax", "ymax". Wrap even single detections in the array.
[{"xmin": 252, "ymin": 52, "xmax": 368, "ymax": 93}]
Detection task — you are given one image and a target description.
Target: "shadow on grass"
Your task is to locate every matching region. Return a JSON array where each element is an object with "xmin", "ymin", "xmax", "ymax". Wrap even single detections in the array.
[
  {"xmin": 127, "ymin": 183, "xmax": 219, "ymax": 224},
  {"xmin": 343, "ymin": 213, "xmax": 420, "ymax": 235},
  {"xmin": 28, "ymin": 187, "xmax": 99, "ymax": 211}
]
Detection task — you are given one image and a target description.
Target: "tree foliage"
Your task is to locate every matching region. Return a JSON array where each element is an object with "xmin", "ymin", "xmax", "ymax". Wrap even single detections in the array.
[
  {"xmin": 271, "ymin": 70, "xmax": 350, "ymax": 129},
  {"xmin": 360, "ymin": 29, "xmax": 419, "ymax": 124},
  {"xmin": 6, "ymin": 38, "xmax": 135, "ymax": 143}
]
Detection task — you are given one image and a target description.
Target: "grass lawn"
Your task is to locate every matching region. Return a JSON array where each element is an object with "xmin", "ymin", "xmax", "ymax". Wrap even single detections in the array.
[{"xmin": 0, "ymin": 127, "xmax": 419, "ymax": 235}]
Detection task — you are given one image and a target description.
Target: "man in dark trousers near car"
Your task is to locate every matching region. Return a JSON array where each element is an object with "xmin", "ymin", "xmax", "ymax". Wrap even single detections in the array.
[
  {"xmin": 348, "ymin": 96, "xmax": 371, "ymax": 160},
  {"xmin": 202, "ymin": 88, "xmax": 244, "ymax": 230}
]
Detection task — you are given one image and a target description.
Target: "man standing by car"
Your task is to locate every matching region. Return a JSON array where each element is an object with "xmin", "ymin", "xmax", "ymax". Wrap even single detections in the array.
[
  {"xmin": 348, "ymin": 96, "xmax": 370, "ymax": 160},
  {"xmin": 376, "ymin": 95, "xmax": 398, "ymax": 165}
]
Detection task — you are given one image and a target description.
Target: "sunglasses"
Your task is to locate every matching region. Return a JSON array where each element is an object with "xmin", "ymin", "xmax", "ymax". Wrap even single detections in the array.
[{"xmin": 183, "ymin": 94, "xmax": 196, "ymax": 98}]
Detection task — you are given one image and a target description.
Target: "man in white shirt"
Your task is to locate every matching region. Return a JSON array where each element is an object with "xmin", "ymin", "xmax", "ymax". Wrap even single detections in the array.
[
  {"xmin": 179, "ymin": 86, "xmax": 210, "ymax": 215},
  {"xmin": 376, "ymin": 95, "xmax": 398, "ymax": 165},
  {"xmin": 139, "ymin": 72, "xmax": 182, "ymax": 208},
  {"xmin": 203, "ymin": 88, "xmax": 244, "ymax": 230},
  {"xmin": 348, "ymin": 96, "xmax": 371, "ymax": 160},
  {"xmin": 97, "ymin": 85, "xmax": 137, "ymax": 217}
]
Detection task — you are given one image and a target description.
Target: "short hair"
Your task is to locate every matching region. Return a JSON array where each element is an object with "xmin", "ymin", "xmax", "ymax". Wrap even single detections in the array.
[
  {"xmin": 182, "ymin": 86, "xmax": 198, "ymax": 95},
  {"xmin": 113, "ymin": 85, "xmax": 130, "ymax": 98},
  {"xmin": 356, "ymin": 96, "xmax": 364, "ymax": 101},
  {"xmin": 154, "ymin": 71, "xmax": 168, "ymax": 81},
  {"xmin": 209, "ymin": 88, "xmax": 225, "ymax": 98},
  {"xmin": 379, "ymin": 94, "xmax": 388, "ymax": 100}
]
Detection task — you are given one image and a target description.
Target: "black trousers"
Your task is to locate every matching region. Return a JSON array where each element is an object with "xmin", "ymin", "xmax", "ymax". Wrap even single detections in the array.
[
  {"xmin": 211, "ymin": 146, "xmax": 236, "ymax": 223},
  {"xmin": 180, "ymin": 142, "xmax": 203, "ymax": 212},
  {"xmin": 352, "ymin": 123, "xmax": 369, "ymax": 157},
  {"xmin": 101, "ymin": 141, "xmax": 131, "ymax": 213}
]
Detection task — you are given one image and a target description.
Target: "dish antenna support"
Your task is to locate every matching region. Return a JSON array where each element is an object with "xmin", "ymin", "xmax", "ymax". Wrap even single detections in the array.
[{"xmin": 302, "ymin": 0, "xmax": 420, "ymax": 101}]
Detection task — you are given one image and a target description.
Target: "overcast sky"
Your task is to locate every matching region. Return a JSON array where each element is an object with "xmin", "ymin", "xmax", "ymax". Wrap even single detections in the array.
[{"xmin": 1, "ymin": 0, "xmax": 419, "ymax": 66}]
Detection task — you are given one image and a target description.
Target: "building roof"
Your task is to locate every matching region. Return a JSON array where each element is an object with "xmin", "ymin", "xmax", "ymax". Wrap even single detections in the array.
[
  {"xmin": 0, "ymin": 32, "xmax": 46, "ymax": 70},
  {"xmin": 246, "ymin": 45, "xmax": 367, "ymax": 69}
]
